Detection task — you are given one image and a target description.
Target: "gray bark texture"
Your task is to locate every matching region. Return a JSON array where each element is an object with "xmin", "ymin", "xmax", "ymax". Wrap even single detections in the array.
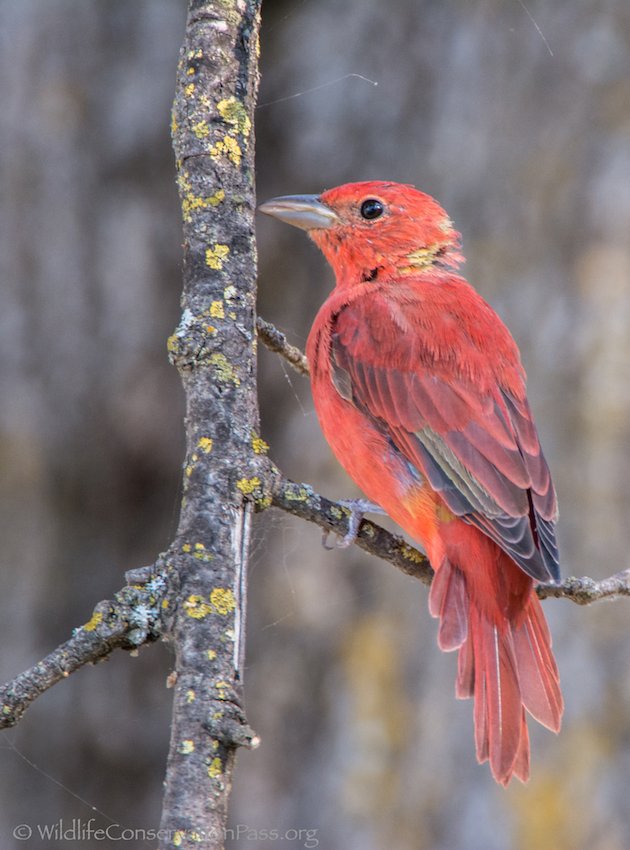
[{"xmin": 158, "ymin": 2, "xmax": 262, "ymax": 847}]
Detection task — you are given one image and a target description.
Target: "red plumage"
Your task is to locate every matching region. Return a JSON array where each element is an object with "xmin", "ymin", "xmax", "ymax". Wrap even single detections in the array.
[{"xmin": 259, "ymin": 180, "xmax": 563, "ymax": 785}]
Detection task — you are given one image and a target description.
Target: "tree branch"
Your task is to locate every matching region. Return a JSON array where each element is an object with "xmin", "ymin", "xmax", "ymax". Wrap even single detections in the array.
[
  {"xmin": 258, "ymin": 317, "xmax": 630, "ymax": 608},
  {"xmin": 536, "ymin": 570, "xmax": 630, "ymax": 604},
  {"xmin": 256, "ymin": 316, "xmax": 310, "ymax": 376},
  {"xmin": 0, "ymin": 570, "xmax": 168, "ymax": 729},
  {"xmin": 158, "ymin": 3, "xmax": 263, "ymax": 848},
  {"xmin": 268, "ymin": 469, "xmax": 433, "ymax": 584},
  {"xmin": 0, "ymin": 13, "xmax": 266, "ymax": 847}
]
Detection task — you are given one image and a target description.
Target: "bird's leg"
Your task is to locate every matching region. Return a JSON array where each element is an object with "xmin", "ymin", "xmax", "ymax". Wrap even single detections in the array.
[{"xmin": 322, "ymin": 499, "xmax": 387, "ymax": 550}]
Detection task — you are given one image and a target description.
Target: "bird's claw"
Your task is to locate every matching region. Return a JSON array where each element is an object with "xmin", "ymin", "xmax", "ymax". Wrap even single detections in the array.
[
  {"xmin": 322, "ymin": 530, "xmax": 337, "ymax": 551},
  {"xmin": 322, "ymin": 499, "xmax": 386, "ymax": 550}
]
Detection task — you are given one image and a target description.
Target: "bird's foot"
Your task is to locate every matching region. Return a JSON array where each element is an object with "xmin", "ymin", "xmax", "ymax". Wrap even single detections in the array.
[{"xmin": 322, "ymin": 499, "xmax": 386, "ymax": 550}]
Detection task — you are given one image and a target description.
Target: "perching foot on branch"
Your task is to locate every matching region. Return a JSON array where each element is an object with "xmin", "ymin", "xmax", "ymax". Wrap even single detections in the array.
[{"xmin": 323, "ymin": 498, "xmax": 387, "ymax": 549}]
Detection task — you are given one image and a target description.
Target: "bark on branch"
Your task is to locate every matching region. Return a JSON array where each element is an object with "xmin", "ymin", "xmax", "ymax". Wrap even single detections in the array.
[
  {"xmin": 158, "ymin": 2, "xmax": 262, "ymax": 848},
  {"xmin": 0, "ymin": 572, "xmax": 167, "ymax": 729},
  {"xmin": 256, "ymin": 316, "xmax": 310, "ymax": 376},
  {"xmin": 268, "ymin": 470, "xmax": 434, "ymax": 584}
]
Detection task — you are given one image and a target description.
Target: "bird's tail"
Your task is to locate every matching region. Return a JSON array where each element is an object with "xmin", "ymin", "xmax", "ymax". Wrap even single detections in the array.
[{"xmin": 429, "ymin": 557, "xmax": 563, "ymax": 785}]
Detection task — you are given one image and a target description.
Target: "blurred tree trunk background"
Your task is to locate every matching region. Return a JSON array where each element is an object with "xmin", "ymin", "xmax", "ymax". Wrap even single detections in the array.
[{"xmin": 1, "ymin": 2, "xmax": 629, "ymax": 849}]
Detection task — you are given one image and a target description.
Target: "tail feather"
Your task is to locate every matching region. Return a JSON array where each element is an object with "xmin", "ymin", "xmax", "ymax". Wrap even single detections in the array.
[
  {"xmin": 475, "ymin": 614, "xmax": 525, "ymax": 784},
  {"xmin": 428, "ymin": 561, "xmax": 468, "ymax": 651},
  {"xmin": 513, "ymin": 596, "xmax": 563, "ymax": 731},
  {"xmin": 511, "ymin": 716, "xmax": 530, "ymax": 783},
  {"xmin": 473, "ymin": 668, "xmax": 489, "ymax": 764},
  {"xmin": 456, "ymin": 627, "xmax": 474, "ymax": 698},
  {"xmin": 431, "ymin": 558, "xmax": 562, "ymax": 785}
]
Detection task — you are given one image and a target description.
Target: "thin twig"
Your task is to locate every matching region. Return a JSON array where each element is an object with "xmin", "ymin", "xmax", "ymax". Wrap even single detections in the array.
[
  {"xmin": 537, "ymin": 570, "xmax": 630, "ymax": 604},
  {"xmin": 256, "ymin": 316, "xmax": 310, "ymax": 376},
  {"xmin": 269, "ymin": 470, "xmax": 433, "ymax": 584},
  {"xmin": 0, "ymin": 575, "xmax": 166, "ymax": 729}
]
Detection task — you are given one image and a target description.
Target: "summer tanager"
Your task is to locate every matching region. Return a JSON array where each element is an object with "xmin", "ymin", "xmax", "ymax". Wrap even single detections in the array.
[{"xmin": 259, "ymin": 181, "xmax": 562, "ymax": 785}]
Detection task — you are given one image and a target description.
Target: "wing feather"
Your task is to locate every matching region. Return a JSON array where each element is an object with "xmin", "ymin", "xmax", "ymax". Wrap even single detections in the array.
[{"xmin": 331, "ymin": 297, "xmax": 560, "ymax": 583}]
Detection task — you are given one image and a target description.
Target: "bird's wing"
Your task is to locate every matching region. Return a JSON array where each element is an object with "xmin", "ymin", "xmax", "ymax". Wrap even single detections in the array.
[{"xmin": 331, "ymin": 294, "xmax": 559, "ymax": 583}]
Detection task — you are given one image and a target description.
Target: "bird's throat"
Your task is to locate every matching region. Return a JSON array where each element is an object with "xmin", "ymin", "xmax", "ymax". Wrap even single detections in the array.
[{"xmin": 399, "ymin": 243, "xmax": 445, "ymax": 274}]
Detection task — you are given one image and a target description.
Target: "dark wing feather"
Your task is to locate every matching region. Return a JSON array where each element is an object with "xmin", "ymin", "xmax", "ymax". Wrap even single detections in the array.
[{"xmin": 331, "ymin": 301, "xmax": 559, "ymax": 583}]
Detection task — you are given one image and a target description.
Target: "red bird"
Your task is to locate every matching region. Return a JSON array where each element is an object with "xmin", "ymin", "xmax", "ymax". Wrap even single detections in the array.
[{"xmin": 259, "ymin": 181, "xmax": 562, "ymax": 785}]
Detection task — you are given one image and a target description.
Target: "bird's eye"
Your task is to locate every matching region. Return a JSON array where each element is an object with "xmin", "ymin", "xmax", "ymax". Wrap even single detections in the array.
[{"xmin": 360, "ymin": 199, "xmax": 384, "ymax": 220}]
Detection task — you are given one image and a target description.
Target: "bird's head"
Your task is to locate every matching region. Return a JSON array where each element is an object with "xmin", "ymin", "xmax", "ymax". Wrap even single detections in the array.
[{"xmin": 259, "ymin": 180, "xmax": 463, "ymax": 285}]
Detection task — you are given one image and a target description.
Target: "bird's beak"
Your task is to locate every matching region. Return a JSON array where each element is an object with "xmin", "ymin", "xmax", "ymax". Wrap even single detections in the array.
[{"xmin": 258, "ymin": 194, "xmax": 339, "ymax": 231}]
